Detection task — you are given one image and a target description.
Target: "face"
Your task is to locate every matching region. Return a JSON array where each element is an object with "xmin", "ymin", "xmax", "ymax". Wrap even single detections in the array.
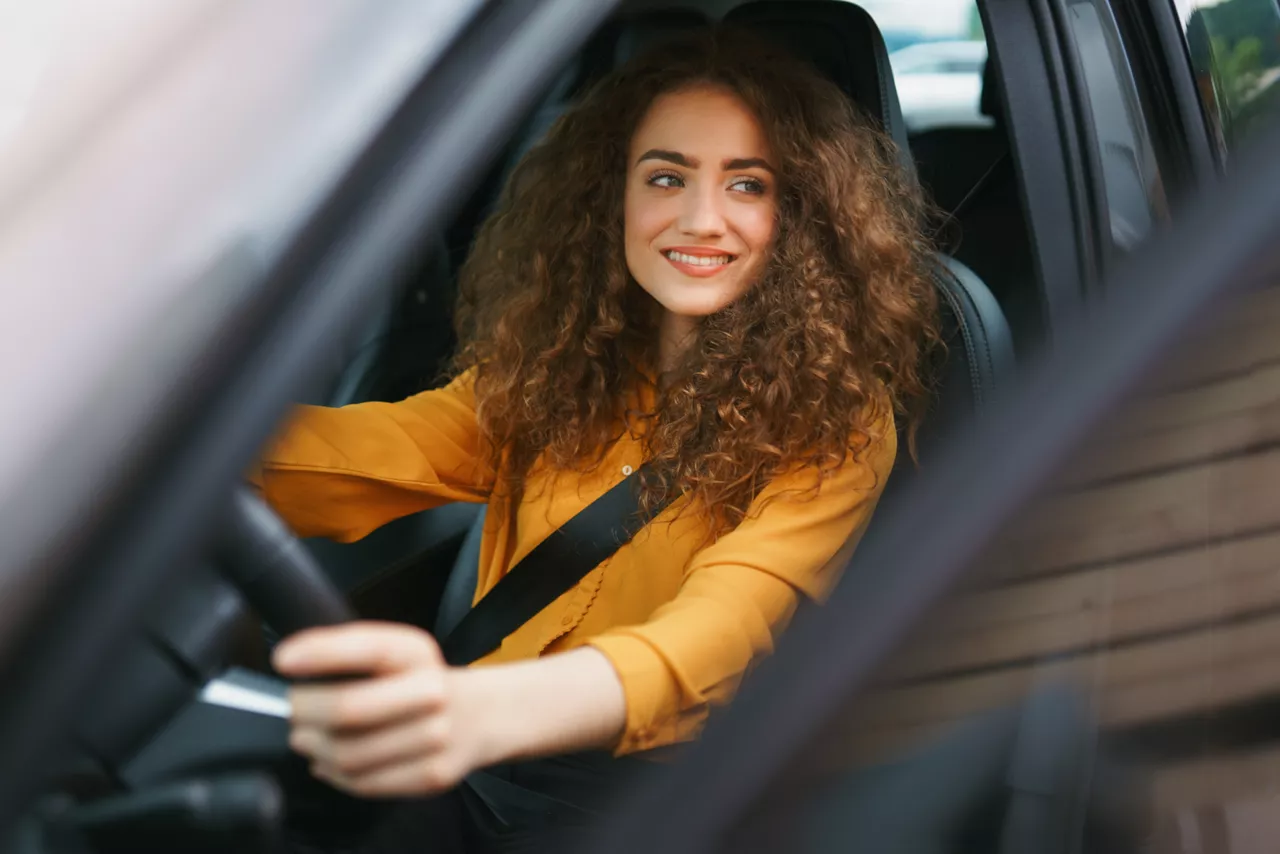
[{"xmin": 624, "ymin": 84, "xmax": 778, "ymax": 324}]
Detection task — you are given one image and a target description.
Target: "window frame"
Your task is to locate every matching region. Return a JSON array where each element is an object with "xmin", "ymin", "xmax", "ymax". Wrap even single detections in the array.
[
  {"xmin": 981, "ymin": 0, "xmax": 1101, "ymax": 335},
  {"xmin": 1109, "ymin": 0, "xmax": 1220, "ymax": 198},
  {"xmin": 1060, "ymin": 0, "xmax": 1168, "ymax": 256}
]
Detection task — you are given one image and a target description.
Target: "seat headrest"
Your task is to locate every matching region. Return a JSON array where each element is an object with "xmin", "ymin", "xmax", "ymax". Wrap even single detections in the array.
[
  {"xmin": 724, "ymin": 1, "xmax": 914, "ymax": 176},
  {"xmin": 613, "ymin": 8, "xmax": 711, "ymax": 66}
]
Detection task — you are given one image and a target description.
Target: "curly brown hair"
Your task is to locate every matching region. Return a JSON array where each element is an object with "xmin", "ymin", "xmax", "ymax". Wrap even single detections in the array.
[{"xmin": 454, "ymin": 28, "xmax": 940, "ymax": 536}]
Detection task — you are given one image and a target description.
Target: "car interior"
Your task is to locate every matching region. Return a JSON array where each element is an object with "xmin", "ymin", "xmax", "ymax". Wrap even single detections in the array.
[
  {"xmin": 309, "ymin": 0, "xmax": 1028, "ymax": 639},
  {"xmin": 14, "ymin": 1, "xmax": 1060, "ymax": 851}
]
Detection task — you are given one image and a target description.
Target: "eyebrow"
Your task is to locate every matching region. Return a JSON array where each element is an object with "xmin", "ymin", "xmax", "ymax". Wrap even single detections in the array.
[
  {"xmin": 724, "ymin": 157, "xmax": 775, "ymax": 174},
  {"xmin": 636, "ymin": 149, "xmax": 695, "ymax": 168},
  {"xmin": 636, "ymin": 149, "xmax": 776, "ymax": 174}
]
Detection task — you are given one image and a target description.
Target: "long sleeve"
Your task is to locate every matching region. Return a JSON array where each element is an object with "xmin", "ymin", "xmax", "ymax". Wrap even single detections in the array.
[
  {"xmin": 586, "ymin": 415, "xmax": 897, "ymax": 754},
  {"xmin": 254, "ymin": 370, "xmax": 493, "ymax": 543}
]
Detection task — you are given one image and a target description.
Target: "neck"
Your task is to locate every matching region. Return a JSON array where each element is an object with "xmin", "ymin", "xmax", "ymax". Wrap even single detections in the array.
[{"xmin": 658, "ymin": 312, "xmax": 698, "ymax": 374}]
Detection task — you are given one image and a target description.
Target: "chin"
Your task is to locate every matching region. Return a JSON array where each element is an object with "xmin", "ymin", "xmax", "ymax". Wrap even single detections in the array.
[{"xmin": 656, "ymin": 288, "xmax": 741, "ymax": 318}]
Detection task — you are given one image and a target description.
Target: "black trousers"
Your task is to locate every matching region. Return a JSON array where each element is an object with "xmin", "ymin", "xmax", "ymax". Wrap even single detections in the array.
[{"xmin": 281, "ymin": 752, "xmax": 655, "ymax": 854}]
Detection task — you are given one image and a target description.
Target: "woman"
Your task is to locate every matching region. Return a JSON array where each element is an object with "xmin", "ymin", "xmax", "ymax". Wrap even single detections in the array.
[{"xmin": 261, "ymin": 28, "xmax": 938, "ymax": 852}]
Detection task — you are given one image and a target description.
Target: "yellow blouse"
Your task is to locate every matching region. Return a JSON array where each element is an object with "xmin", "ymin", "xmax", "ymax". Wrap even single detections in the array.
[{"xmin": 255, "ymin": 370, "xmax": 896, "ymax": 754}]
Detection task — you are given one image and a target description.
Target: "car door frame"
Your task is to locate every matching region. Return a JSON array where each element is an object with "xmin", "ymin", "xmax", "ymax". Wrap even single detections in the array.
[
  {"xmin": 1110, "ymin": 0, "xmax": 1220, "ymax": 193},
  {"xmin": 979, "ymin": 0, "xmax": 1102, "ymax": 341},
  {"xmin": 983, "ymin": 0, "xmax": 1215, "ymax": 322}
]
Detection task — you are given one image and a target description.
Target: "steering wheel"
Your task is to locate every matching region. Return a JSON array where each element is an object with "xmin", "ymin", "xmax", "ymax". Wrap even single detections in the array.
[
  {"xmin": 34, "ymin": 491, "xmax": 358, "ymax": 853},
  {"xmin": 213, "ymin": 486, "xmax": 357, "ymax": 636}
]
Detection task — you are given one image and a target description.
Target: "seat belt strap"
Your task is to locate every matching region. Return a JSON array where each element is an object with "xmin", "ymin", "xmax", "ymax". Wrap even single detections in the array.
[
  {"xmin": 950, "ymin": 152, "xmax": 1008, "ymax": 220},
  {"xmin": 440, "ymin": 463, "xmax": 673, "ymax": 666}
]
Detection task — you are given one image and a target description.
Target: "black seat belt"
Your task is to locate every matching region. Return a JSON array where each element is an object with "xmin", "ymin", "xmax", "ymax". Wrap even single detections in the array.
[
  {"xmin": 440, "ymin": 463, "xmax": 674, "ymax": 666},
  {"xmin": 950, "ymin": 151, "xmax": 1008, "ymax": 221}
]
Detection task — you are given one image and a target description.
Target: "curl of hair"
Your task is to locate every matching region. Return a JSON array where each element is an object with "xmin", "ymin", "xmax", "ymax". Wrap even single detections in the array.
[{"xmin": 454, "ymin": 28, "xmax": 941, "ymax": 537}]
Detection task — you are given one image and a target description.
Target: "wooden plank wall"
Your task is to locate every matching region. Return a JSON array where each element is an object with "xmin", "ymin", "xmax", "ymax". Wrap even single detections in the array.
[{"xmin": 826, "ymin": 285, "xmax": 1280, "ymax": 825}]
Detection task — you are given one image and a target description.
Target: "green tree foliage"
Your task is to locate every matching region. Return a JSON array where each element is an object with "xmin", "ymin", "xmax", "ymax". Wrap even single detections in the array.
[{"xmin": 1187, "ymin": 0, "xmax": 1280, "ymax": 147}]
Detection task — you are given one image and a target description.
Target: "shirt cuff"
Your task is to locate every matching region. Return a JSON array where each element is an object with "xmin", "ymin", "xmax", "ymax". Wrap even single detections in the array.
[{"xmin": 587, "ymin": 633, "xmax": 696, "ymax": 755}]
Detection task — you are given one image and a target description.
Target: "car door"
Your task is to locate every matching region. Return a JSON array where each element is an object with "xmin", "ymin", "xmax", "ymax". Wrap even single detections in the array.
[
  {"xmin": 0, "ymin": 0, "xmax": 622, "ymax": 839},
  {"xmin": 582, "ymin": 0, "xmax": 1280, "ymax": 850}
]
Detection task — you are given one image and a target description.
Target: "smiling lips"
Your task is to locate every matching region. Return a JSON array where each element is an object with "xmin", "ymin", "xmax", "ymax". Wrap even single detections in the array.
[{"xmin": 661, "ymin": 247, "xmax": 737, "ymax": 277}]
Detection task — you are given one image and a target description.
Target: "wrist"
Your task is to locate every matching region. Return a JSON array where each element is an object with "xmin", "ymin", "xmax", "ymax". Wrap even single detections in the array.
[
  {"xmin": 451, "ymin": 664, "xmax": 527, "ymax": 769},
  {"xmin": 448, "ymin": 649, "xmax": 628, "ymax": 771}
]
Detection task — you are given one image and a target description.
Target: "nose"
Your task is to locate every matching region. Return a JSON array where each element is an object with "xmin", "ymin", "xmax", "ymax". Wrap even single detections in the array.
[{"xmin": 677, "ymin": 181, "xmax": 726, "ymax": 237}]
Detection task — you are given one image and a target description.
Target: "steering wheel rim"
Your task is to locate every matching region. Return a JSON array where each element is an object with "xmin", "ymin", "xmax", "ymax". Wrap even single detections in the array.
[{"xmin": 213, "ymin": 487, "xmax": 356, "ymax": 637}]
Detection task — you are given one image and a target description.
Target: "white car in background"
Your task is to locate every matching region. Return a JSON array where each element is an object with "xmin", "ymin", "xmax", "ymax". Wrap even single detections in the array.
[{"xmin": 890, "ymin": 39, "xmax": 991, "ymax": 133}]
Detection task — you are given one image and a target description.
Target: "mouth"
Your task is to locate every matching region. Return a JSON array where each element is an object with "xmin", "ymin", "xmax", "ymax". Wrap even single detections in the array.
[{"xmin": 661, "ymin": 248, "xmax": 737, "ymax": 276}]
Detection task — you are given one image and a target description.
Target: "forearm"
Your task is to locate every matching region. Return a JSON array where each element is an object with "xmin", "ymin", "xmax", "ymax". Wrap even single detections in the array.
[{"xmin": 462, "ymin": 647, "xmax": 627, "ymax": 766}]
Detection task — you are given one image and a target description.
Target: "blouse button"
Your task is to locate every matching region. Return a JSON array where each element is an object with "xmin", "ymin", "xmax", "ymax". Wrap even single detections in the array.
[
  {"xmin": 561, "ymin": 615, "xmax": 574, "ymax": 626},
  {"xmin": 622, "ymin": 465, "xmax": 633, "ymax": 476}
]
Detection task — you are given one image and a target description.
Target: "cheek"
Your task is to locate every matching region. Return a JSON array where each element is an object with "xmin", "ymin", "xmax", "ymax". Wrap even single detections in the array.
[
  {"xmin": 625, "ymin": 191, "xmax": 679, "ymax": 287},
  {"xmin": 729, "ymin": 206, "xmax": 777, "ymax": 293},
  {"xmin": 739, "ymin": 206, "xmax": 777, "ymax": 254},
  {"xmin": 624, "ymin": 191, "xmax": 672, "ymax": 250}
]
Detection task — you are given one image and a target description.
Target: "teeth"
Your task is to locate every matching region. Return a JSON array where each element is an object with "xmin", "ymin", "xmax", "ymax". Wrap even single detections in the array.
[{"xmin": 666, "ymin": 250, "xmax": 732, "ymax": 267}]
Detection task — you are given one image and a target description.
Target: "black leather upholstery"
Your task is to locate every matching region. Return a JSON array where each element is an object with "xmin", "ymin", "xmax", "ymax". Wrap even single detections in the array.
[
  {"xmin": 724, "ymin": 1, "xmax": 915, "ymax": 177},
  {"xmin": 930, "ymin": 256, "xmax": 1016, "ymax": 437},
  {"xmin": 612, "ymin": 8, "xmax": 711, "ymax": 65}
]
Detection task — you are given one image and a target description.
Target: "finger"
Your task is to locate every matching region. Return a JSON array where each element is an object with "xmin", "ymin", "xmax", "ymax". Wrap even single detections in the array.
[
  {"xmin": 318, "ymin": 754, "xmax": 467, "ymax": 798},
  {"xmin": 302, "ymin": 715, "xmax": 453, "ymax": 778},
  {"xmin": 289, "ymin": 725, "xmax": 325, "ymax": 756},
  {"xmin": 290, "ymin": 670, "xmax": 448, "ymax": 730},
  {"xmin": 273, "ymin": 622, "xmax": 442, "ymax": 678}
]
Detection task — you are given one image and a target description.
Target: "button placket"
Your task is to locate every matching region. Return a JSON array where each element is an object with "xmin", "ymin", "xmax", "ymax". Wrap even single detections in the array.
[{"xmin": 538, "ymin": 564, "xmax": 607, "ymax": 652}]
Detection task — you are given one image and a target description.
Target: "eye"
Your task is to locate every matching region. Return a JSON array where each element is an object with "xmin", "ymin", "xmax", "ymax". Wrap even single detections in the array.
[
  {"xmin": 729, "ymin": 176, "xmax": 767, "ymax": 195},
  {"xmin": 646, "ymin": 170, "xmax": 684, "ymax": 189}
]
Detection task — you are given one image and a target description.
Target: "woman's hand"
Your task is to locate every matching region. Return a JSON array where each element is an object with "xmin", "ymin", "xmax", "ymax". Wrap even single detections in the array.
[
  {"xmin": 273, "ymin": 621, "xmax": 497, "ymax": 797},
  {"xmin": 273, "ymin": 621, "xmax": 629, "ymax": 798}
]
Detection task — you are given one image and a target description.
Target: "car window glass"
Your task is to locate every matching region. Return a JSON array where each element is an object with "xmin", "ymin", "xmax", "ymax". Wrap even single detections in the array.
[
  {"xmin": 859, "ymin": 0, "xmax": 990, "ymax": 135},
  {"xmin": 1181, "ymin": 0, "xmax": 1280, "ymax": 156},
  {"xmin": 1066, "ymin": 0, "xmax": 1166, "ymax": 251}
]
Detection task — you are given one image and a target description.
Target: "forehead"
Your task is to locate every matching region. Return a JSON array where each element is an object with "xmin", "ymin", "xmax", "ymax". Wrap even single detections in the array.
[{"xmin": 629, "ymin": 84, "xmax": 772, "ymax": 160}]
